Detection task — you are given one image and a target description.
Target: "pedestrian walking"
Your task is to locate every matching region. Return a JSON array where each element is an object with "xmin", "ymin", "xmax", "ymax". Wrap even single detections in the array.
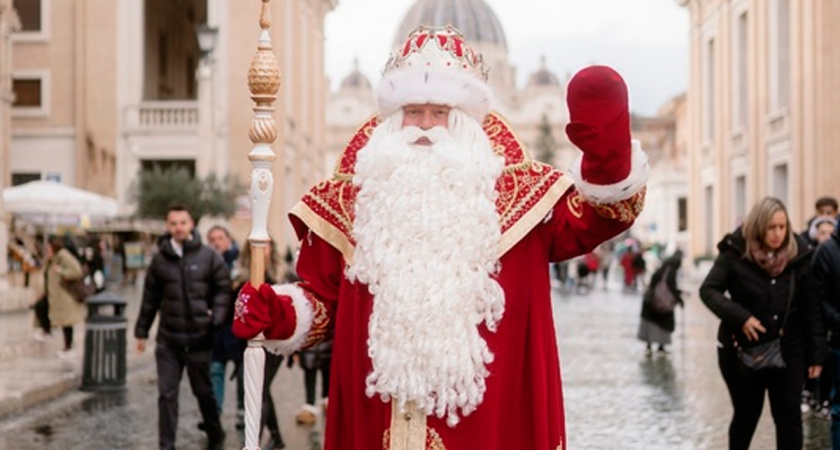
[
  {"xmin": 637, "ymin": 250, "xmax": 684, "ymax": 355},
  {"xmin": 44, "ymin": 235, "xmax": 86, "ymax": 357},
  {"xmin": 205, "ymin": 225, "xmax": 246, "ymax": 431},
  {"xmin": 231, "ymin": 26, "xmax": 648, "ymax": 450},
  {"xmin": 700, "ymin": 196, "xmax": 826, "ymax": 450},
  {"xmin": 811, "ymin": 214, "xmax": 840, "ymax": 447},
  {"xmin": 134, "ymin": 205, "xmax": 231, "ymax": 450}
]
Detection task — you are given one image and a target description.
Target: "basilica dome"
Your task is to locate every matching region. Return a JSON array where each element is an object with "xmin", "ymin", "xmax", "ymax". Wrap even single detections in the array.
[{"xmin": 393, "ymin": 0, "xmax": 508, "ymax": 52}]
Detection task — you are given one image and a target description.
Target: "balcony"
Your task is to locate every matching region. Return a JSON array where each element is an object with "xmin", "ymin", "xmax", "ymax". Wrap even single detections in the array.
[{"xmin": 123, "ymin": 101, "xmax": 199, "ymax": 135}]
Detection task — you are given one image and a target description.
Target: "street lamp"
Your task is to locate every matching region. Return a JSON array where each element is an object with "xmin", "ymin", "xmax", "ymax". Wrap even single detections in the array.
[{"xmin": 196, "ymin": 24, "xmax": 219, "ymax": 62}]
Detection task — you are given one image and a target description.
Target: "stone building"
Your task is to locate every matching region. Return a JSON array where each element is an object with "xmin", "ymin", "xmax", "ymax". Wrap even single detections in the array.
[
  {"xmin": 682, "ymin": 0, "xmax": 840, "ymax": 259},
  {"xmin": 7, "ymin": 0, "xmax": 336, "ymax": 253}
]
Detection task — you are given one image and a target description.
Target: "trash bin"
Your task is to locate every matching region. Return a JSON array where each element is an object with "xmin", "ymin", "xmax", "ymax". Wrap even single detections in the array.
[{"xmin": 81, "ymin": 291, "xmax": 127, "ymax": 392}]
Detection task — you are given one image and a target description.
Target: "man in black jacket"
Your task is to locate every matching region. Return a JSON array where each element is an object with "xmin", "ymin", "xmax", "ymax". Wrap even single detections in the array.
[
  {"xmin": 135, "ymin": 205, "xmax": 231, "ymax": 450},
  {"xmin": 812, "ymin": 225, "xmax": 840, "ymax": 449}
]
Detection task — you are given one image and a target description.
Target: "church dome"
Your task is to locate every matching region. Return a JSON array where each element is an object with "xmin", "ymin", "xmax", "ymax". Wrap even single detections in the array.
[
  {"xmin": 339, "ymin": 59, "xmax": 371, "ymax": 91},
  {"xmin": 528, "ymin": 56, "xmax": 560, "ymax": 87},
  {"xmin": 394, "ymin": 0, "xmax": 508, "ymax": 52}
]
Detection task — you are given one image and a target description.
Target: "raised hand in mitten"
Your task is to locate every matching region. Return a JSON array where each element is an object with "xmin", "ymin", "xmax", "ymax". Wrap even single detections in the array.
[
  {"xmin": 232, "ymin": 282, "xmax": 297, "ymax": 340},
  {"xmin": 565, "ymin": 65, "xmax": 631, "ymax": 185}
]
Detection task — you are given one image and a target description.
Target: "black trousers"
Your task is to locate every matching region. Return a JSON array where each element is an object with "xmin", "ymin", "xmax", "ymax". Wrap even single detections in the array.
[
  {"xmin": 33, "ymin": 296, "xmax": 50, "ymax": 334},
  {"xmin": 718, "ymin": 344, "xmax": 805, "ymax": 450},
  {"xmin": 304, "ymin": 359, "xmax": 331, "ymax": 406},
  {"xmin": 155, "ymin": 342, "xmax": 223, "ymax": 450}
]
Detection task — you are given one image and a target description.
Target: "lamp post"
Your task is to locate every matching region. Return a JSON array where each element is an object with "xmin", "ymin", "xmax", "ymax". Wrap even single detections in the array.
[{"xmin": 196, "ymin": 24, "xmax": 219, "ymax": 179}]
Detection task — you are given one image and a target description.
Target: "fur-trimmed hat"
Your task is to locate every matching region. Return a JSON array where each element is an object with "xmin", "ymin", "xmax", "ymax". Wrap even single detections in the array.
[{"xmin": 377, "ymin": 25, "xmax": 493, "ymax": 123}]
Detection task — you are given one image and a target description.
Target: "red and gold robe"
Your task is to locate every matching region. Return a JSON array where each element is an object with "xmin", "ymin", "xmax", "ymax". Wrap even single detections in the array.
[{"xmin": 275, "ymin": 113, "xmax": 645, "ymax": 450}]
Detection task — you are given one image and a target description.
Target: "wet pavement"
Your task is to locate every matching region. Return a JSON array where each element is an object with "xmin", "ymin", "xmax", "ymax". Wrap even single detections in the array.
[{"xmin": 0, "ymin": 274, "xmax": 831, "ymax": 449}]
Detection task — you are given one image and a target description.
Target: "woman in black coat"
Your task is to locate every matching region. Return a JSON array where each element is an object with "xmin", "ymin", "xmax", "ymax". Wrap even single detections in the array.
[
  {"xmin": 637, "ymin": 250, "xmax": 684, "ymax": 355},
  {"xmin": 700, "ymin": 197, "xmax": 826, "ymax": 450}
]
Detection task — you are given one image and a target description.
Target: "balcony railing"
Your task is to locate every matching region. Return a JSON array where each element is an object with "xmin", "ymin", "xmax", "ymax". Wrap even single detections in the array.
[{"xmin": 124, "ymin": 101, "xmax": 199, "ymax": 133}]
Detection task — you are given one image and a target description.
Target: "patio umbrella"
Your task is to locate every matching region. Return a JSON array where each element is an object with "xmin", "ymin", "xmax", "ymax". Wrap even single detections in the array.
[{"xmin": 3, "ymin": 180, "xmax": 119, "ymax": 231}]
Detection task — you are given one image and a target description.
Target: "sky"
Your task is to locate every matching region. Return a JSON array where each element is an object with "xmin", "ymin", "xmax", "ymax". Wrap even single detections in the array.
[{"xmin": 324, "ymin": 0, "xmax": 690, "ymax": 116}]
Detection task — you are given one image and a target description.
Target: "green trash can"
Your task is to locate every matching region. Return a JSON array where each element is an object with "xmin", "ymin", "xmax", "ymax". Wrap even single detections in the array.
[{"xmin": 81, "ymin": 291, "xmax": 127, "ymax": 392}]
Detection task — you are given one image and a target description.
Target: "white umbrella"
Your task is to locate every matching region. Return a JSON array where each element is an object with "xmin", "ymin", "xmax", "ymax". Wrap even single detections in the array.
[{"xmin": 3, "ymin": 180, "xmax": 119, "ymax": 217}]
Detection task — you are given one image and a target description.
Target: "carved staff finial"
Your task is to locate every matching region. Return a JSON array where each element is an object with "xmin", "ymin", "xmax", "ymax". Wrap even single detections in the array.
[{"xmin": 243, "ymin": 0, "xmax": 280, "ymax": 448}]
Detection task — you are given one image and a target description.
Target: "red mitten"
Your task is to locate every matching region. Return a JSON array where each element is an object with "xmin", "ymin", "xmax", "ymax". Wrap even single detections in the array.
[
  {"xmin": 232, "ymin": 282, "xmax": 297, "ymax": 340},
  {"xmin": 565, "ymin": 65, "xmax": 631, "ymax": 185}
]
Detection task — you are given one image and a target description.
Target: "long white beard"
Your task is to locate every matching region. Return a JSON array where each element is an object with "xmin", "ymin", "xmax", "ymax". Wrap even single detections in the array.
[{"xmin": 346, "ymin": 109, "xmax": 506, "ymax": 427}]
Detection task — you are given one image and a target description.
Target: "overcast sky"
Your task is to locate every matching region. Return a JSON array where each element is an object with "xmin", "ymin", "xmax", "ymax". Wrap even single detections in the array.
[{"xmin": 324, "ymin": 0, "xmax": 690, "ymax": 116}]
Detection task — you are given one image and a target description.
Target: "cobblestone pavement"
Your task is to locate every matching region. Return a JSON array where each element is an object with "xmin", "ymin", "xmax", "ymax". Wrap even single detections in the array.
[{"xmin": 0, "ymin": 275, "xmax": 831, "ymax": 449}]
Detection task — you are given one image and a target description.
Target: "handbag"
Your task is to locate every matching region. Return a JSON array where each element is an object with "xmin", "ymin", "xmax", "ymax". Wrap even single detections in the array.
[
  {"xmin": 651, "ymin": 266, "xmax": 677, "ymax": 314},
  {"xmin": 61, "ymin": 276, "xmax": 96, "ymax": 303},
  {"xmin": 736, "ymin": 276, "xmax": 794, "ymax": 371}
]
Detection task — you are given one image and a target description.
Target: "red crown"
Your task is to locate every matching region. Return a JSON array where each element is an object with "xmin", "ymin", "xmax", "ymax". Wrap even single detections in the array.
[{"xmin": 383, "ymin": 25, "xmax": 488, "ymax": 82}]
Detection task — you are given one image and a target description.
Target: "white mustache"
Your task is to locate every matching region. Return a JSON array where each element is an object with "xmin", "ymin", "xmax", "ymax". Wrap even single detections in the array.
[{"xmin": 399, "ymin": 126, "xmax": 449, "ymax": 145}]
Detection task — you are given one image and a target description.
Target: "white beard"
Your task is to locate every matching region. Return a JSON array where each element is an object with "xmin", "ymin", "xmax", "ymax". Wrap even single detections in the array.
[{"xmin": 346, "ymin": 109, "xmax": 506, "ymax": 427}]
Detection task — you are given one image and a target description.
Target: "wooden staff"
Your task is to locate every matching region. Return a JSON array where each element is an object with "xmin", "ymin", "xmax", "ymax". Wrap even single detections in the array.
[{"xmin": 243, "ymin": 1, "xmax": 280, "ymax": 448}]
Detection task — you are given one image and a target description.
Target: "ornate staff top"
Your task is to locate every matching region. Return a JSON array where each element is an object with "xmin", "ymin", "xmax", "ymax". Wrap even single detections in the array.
[{"xmin": 246, "ymin": 0, "xmax": 281, "ymax": 287}]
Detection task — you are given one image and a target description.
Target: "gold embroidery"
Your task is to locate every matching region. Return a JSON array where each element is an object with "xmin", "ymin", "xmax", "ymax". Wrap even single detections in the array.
[
  {"xmin": 566, "ymin": 190, "xmax": 584, "ymax": 219},
  {"xmin": 589, "ymin": 188, "xmax": 646, "ymax": 223},
  {"xmin": 300, "ymin": 291, "xmax": 331, "ymax": 349},
  {"xmin": 383, "ymin": 426, "xmax": 447, "ymax": 450},
  {"xmin": 499, "ymin": 175, "xmax": 572, "ymax": 256},
  {"xmin": 289, "ymin": 201, "xmax": 355, "ymax": 264}
]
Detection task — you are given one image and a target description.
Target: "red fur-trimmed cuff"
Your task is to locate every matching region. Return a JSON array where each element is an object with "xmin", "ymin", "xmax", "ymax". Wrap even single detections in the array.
[
  {"xmin": 568, "ymin": 140, "xmax": 649, "ymax": 204},
  {"xmin": 262, "ymin": 283, "xmax": 314, "ymax": 356}
]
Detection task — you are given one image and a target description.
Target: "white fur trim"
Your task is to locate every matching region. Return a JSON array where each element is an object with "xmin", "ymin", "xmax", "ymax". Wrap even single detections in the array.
[
  {"xmin": 377, "ymin": 67, "xmax": 493, "ymax": 123},
  {"xmin": 567, "ymin": 139, "xmax": 649, "ymax": 204},
  {"xmin": 261, "ymin": 284, "xmax": 314, "ymax": 356}
]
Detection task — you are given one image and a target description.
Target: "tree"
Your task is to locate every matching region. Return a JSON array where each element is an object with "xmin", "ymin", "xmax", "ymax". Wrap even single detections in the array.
[
  {"xmin": 534, "ymin": 113, "xmax": 557, "ymax": 164},
  {"xmin": 129, "ymin": 166, "xmax": 246, "ymax": 223}
]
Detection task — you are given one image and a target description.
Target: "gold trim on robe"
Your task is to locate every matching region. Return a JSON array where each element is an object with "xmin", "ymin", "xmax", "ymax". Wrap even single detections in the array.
[{"xmin": 289, "ymin": 112, "xmax": 569, "ymax": 264}]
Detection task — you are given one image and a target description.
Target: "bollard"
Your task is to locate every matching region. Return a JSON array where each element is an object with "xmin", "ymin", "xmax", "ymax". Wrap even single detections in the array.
[{"xmin": 81, "ymin": 291, "xmax": 127, "ymax": 392}]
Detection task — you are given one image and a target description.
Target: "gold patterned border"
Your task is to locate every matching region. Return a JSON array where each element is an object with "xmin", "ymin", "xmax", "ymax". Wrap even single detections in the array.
[
  {"xmin": 499, "ymin": 175, "xmax": 572, "ymax": 256},
  {"xmin": 289, "ymin": 201, "xmax": 355, "ymax": 264},
  {"xmin": 299, "ymin": 288, "xmax": 331, "ymax": 349},
  {"xmin": 589, "ymin": 187, "xmax": 646, "ymax": 223}
]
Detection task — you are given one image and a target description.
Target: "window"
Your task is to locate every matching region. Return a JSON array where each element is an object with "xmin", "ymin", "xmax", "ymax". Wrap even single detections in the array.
[
  {"xmin": 11, "ymin": 173, "xmax": 40, "ymax": 186},
  {"xmin": 11, "ymin": 72, "xmax": 49, "ymax": 117},
  {"xmin": 677, "ymin": 197, "xmax": 688, "ymax": 232},
  {"xmin": 704, "ymin": 186, "xmax": 714, "ymax": 255},
  {"xmin": 12, "ymin": 78, "xmax": 41, "ymax": 107},
  {"xmin": 769, "ymin": 0, "xmax": 790, "ymax": 111},
  {"xmin": 704, "ymin": 38, "xmax": 716, "ymax": 141},
  {"xmin": 772, "ymin": 163, "xmax": 788, "ymax": 205},
  {"xmin": 734, "ymin": 12, "xmax": 748, "ymax": 129},
  {"xmin": 733, "ymin": 175, "xmax": 746, "ymax": 227},
  {"xmin": 13, "ymin": 0, "xmax": 41, "ymax": 32}
]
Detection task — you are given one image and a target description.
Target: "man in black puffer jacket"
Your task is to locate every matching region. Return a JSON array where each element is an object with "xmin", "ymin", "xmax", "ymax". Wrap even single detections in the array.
[
  {"xmin": 135, "ymin": 205, "xmax": 231, "ymax": 450},
  {"xmin": 812, "ymin": 225, "xmax": 840, "ymax": 448}
]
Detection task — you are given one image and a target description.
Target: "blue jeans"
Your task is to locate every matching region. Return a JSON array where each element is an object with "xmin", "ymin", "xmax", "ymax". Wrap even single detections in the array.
[{"xmin": 830, "ymin": 349, "xmax": 840, "ymax": 448}]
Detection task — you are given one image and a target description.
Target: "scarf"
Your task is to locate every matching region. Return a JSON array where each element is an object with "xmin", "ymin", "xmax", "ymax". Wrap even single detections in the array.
[{"xmin": 748, "ymin": 240, "xmax": 790, "ymax": 277}]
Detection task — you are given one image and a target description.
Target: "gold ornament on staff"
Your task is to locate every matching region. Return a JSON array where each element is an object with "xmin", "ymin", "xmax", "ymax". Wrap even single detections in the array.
[{"xmin": 243, "ymin": 1, "xmax": 280, "ymax": 449}]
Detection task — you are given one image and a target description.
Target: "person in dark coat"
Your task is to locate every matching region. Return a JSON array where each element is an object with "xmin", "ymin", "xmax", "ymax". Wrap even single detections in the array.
[
  {"xmin": 700, "ymin": 196, "xmax": 826, "ymax": 450},
  {"xmin": 637, "ymin": 250, "xmax": 684, "ymax": 355},
  {"xmin": 811, "ymin": 220, "xmax": 840, "ymax": 448},
  {"xmin": 134, "ymin": 205, "xmax": 231, "ymax": 450}
]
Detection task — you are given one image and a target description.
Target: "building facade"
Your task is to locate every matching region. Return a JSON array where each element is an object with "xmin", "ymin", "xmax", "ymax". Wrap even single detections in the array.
[
  {"xmin": 683, "ymin": 0, "xmax": 840, "ymax": 259},
  {"xmin": 8, "ymin": 0, "xmax": 335, "ymax": 253},
  {"xmin": 0, "ymin": 0, "xmax": 19, "ymax": 279}
]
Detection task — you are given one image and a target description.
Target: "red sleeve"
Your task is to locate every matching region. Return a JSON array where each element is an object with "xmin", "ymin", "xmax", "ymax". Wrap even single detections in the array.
[
  {"xmin": 291, "ymin": 229, "xmax": 343, "ymax": 349},
  {"xmin": 544, "ymin": 187, "xmax": 645, "ymax": 262}
]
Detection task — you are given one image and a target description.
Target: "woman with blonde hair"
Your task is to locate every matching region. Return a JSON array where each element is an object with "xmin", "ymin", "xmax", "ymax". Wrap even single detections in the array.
[{"xmin": 700, "ymin": 196, "xmax": 826, "ymax": 450}]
